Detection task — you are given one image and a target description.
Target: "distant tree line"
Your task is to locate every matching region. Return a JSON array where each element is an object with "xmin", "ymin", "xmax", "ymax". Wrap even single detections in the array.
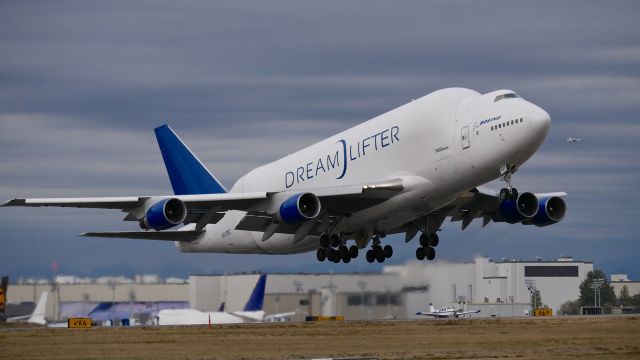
[{"xmin": 559, "ymin": 270, "xmax": 640, "ymax": 315}]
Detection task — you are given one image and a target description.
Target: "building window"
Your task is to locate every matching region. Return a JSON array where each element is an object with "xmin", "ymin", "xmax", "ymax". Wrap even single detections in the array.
[
  {"xmin": 524, "ymin": 266, "xmax": 579, "ymax": 277},
  {"xmin": 347, "ymin": 295, "xmax": 362, "ymax": 306}
]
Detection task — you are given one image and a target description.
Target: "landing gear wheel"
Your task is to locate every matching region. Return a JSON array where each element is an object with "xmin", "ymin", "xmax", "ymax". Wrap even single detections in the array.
[
  {"xmin": 339, "ymin": 246, "xmax": 350, "ymax": 262},
  {"xmin": 426, "ymin": 247, "xmax": 436, "ymax": 260},
  {"xmin": 416, "ymin": 247, "xmax": 426, "ymax": 260},
  {"xmin": 509, "ymin": 188, "xmax": 519, "ymax": 201},
  {"xmin": 328, "ymin": 249, "xmax": 340, "ymax": 263},
  {"xmin": 366, "ymin": 250, "xmax": 375, "ymax": 263},
  {"xmin": 316, "ymin": 248, "xmax": 326, "ymax": 262},
  {"xmin": 430, "ymin": 233, "xmax": 439, "ymax": 247},
  {"xmin": 419, "ymin": 233, "xmax": 429, "ymax": 247},
  {"xmin": 320, "ymin": 234, "xmax": 330, "ymax": 248},
  {"xmin": 383, "ymin": 245, "xmax": 393, "ymax": 258},
  {"xmin": 349, "ymin": 245, "xmax": 359, "ymax": 259},
  {"xmin": 499, "ymin": 188, "xmax": 510, "ymax": 201},
  {"xmin": 376, "ymin": 251, "xmax": 385, "ymax": 263},
  {"xmin": 330, "ymin": 234, "xmax": 341, "ymax": 248}
]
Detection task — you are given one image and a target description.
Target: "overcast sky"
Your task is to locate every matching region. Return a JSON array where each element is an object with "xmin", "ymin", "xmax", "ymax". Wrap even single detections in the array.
[{"xmin": 1, "ymin": 1, "xmax": 639, "ymax": 279}]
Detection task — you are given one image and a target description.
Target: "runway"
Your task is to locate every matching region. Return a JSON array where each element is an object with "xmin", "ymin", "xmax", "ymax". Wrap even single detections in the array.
[{"xmin": 1, "ymin": 316, "xmax": 638, "ymax": 359}]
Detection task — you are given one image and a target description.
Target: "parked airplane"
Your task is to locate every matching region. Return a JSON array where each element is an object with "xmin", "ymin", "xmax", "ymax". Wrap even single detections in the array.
[
  {"xmin": 2, "ymin": 88, "xmax": 567, "ymax": 264},
  {"xmin": 157, "ymin": 274, "xmax": 293, "ymax": 325},
  {"xmin": 565, "ymin": 137, "xmax": 581, "ymax": 143},
  {"xmin": 416, "ymin": 303, "xmax": 481, "ymax": 318},
  {"xmin": 7, "ymin": 291, "xmax": 48, "ymax": 325}
]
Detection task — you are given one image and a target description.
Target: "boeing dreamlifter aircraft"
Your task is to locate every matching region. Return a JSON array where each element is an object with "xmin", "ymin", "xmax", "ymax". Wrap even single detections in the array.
[{"xmin": 3, "ymin": 88, "xmax": 567, "ymax": 264}]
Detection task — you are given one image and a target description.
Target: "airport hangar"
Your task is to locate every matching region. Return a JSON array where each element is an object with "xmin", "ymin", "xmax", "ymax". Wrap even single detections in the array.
[{"xmin": 6, "ymin": 256, "xmax": 596, "ymax": 322}]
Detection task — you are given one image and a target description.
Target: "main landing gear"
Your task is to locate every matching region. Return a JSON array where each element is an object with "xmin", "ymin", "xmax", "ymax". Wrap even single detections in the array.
[
  {"xmin": 365, "ymin": 234, "xmax": 393, "ymax": 264},
  {"xmin": 316, "ymin": 234, "xmax": 358, "ymax": 263},
  {"xmin": 415, "ymin": 233, "xmax": 438, "ymax": 261},
  {"xmin": 316, "ymin": 232, "xmax": 394, "ymax": 264}
]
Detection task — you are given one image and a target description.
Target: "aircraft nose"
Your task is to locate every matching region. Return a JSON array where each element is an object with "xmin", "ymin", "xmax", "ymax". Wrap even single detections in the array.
[{"xmin": 529, "ymin": 106, "xmax": 551, "ymax": 135}]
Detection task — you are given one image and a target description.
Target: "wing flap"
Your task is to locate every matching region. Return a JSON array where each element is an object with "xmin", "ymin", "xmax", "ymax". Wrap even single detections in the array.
[
  {"xmin": 2, "ymin": 197, "xmax": 143, "ymax": 209},
  {"xmin": 81, "ymin": 230, "xmax": 203, "ymax": 242}
]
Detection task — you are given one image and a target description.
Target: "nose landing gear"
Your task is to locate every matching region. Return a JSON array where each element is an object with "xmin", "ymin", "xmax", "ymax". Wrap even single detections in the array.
[{"xmin": 499, "ymin": 165, "xmax": 519, "ymax": 201}]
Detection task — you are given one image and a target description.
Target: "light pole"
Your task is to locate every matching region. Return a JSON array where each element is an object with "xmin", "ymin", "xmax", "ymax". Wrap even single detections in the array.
[
  {"xmin": 357, "ymin": 280, "xmax": 366, "ymax": 320},
  {"xmin": 525, "ymin": 279, "xmax": 537, "ymax": 313},
  {"xmin": 591, "ymin": 278, "xmax": 604, "ymax": 307},
  {"xmin": 509, "ymin": 295, "xmax": 514, "ymax": 317},
  {"xmin": 109, "ymin": 280, "xmax": 116, "ymax": 326}
]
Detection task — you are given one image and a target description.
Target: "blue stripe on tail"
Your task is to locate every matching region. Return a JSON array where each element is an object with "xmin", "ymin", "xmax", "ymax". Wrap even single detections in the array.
[
  {"xmin": 154, "ymin": 124, "xmax": 226, "ymax": 195},
  {"xmin": 243, "ymin": 274, "xmax": 267, "ymax": 311}
]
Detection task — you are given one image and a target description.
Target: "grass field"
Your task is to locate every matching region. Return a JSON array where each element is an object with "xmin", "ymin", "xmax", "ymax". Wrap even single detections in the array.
[{"xmin": 1, "ymin": 316, "xmax": 639, "ymax": 359}]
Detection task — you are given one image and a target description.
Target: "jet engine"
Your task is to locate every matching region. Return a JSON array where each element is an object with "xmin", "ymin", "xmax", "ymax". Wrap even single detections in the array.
[
  {"xmin": 524, "ymin": 196, "xmax": 567, "ymax": 227},
  {"xmin": 276, "ymin": 192, "xmax": 321, "ymax": 225},
  {"xmin": 495, "ymin": 192, "xmax": 539, "ymax": 224},
  {"xmin": 140, "ymin": 198, "xmax": 187, "ymax": 230}
]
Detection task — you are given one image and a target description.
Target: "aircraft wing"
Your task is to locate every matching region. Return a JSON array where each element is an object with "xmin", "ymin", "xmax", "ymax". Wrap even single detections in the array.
[
  {"xmin": 445, "ymin": 187, "xmax": 567, "ymax": 230},
  {"xmin": 415, "ymin": 312, "xmax": 445, "ymax": 318},
  {"xmin": 2, "ymin": 178, "xmax": 404, "ymax": 239},
  {"xmin": 456, "ymin": 309, "xmax": 481, "ymax": 316}
]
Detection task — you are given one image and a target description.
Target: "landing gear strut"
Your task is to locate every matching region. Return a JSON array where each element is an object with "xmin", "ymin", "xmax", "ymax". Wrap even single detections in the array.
[
  {"xmin": 416, "ymin": 233, "xmax": 438, "ymax": 261},
  {"xmin": 499, "ymin": 165, "xmax": 519, "ymax": 201}
]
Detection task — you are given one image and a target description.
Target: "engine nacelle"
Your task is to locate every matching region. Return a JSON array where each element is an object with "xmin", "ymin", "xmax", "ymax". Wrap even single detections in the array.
[
  {"xmin": 495, "ymin": 192, "xmax": 539, "ymax": 224},
  {"xmin": 141, "ymin": 198, "xmax": 187, "ymax": 230},
  {"xmin": 277, "ymin": 192, "xmax": 321, "ymax": 225},
  {"xmin": 525, "ymin": 196, "xmax": 567, "ymax": 227}
]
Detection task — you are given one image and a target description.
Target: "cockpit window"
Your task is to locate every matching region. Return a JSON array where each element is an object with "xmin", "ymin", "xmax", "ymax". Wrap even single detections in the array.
[{"xmin": 494, "ymin": 93, "xmax": 519, "ymax": 102}]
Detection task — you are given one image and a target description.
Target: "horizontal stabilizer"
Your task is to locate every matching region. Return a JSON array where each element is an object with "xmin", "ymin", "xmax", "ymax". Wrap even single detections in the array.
[{"xmin": 81, "ymin": 230, "xmax": 203, "ymax": 242}]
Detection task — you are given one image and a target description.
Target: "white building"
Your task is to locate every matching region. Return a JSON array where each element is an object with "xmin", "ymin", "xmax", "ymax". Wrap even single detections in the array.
[
  {"xmin": 610, "ymin": 274, "xmax": 640, "ymax": 297},
  {"xmin": 7, "ymin": 256, "xmax": 593, "ymax": 320},
  {"xmin": 386, "ymin": 256, "xmax": 592, "ymax": 316}
]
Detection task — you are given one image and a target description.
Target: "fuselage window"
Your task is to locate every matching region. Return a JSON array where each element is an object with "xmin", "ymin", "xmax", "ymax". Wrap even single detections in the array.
[{"xmin": 511, "ymin": 120, "xmax": 514, "ymax": 125}]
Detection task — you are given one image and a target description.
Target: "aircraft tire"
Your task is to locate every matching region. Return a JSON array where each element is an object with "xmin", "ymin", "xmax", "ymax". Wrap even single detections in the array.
[
  {"xmin": 349, "ymin": 245, "xmax": 359, "ymax": 259},
  {"xmin": 510, "ymin": 188, "xmax": 519, "ymax": 201},
  {"xmin": 419, "ymin": 233, "xmax": 429, "ymax": 247},
  {"xmin": 342, "ymin": 252, "xmax": 351, "ymax": 263},
  {"xmin": 499, "ymin": 188, "xmax": 510, "ymax": 201},
  {"xmin": 430, "ymin": 234, "xmax": 439, "ymax": 247},
  {"xmin": 339, "ymin": 246, "xmax": 349, "ymax": 259},
  {"xmin": 317, "ymin": 248, "xmax": 326, "ymax": 262},
  {"xmin": 330, "ymin": 234, "xmax": 341, "ymax": 248},
  {"xmin": 376, "ymin": 252, "xmax": 385, "ymax": 263},
  {"xmin": 328, "ymin": 249, "xmax": 339, "ymax": 262},
  {"xmin": 366, "ymin": 250, "xmax": 375, "ymax": 263},
  {"xmin": 416, "ymin": 247, "xmax": 426, "ymax": 260},
  {"xmin": 426, "ymin": 247, "xmax": 436, "ymax": 260},
  {"xmin": 320, "ymin": 234, "xmax": 330, "ymax": 248},
  {"xmin": 383, "ymin": 245, "xmax": 393, "ymax": 258}
]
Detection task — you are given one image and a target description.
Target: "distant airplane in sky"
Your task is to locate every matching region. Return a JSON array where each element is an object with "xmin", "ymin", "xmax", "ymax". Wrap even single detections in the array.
[
  {"xmin": 416, "ymin": 303, "xmax": 481, "ymax": 318},
  {"xmin": 565, "ymin": 137, "xmax": 581, "ymax": 143},
  {"xmin": 2, "ymin": 88, "xmax": 567, "ymax": 264}
]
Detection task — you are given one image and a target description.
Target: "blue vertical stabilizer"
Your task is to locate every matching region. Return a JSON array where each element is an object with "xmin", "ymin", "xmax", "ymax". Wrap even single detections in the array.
[
  {"xmin": 154, "ymin": 124, "xmax": 227, "ymax": 195},
  {"xmin": 243, "ymin": 274, "xmax": 267, "ymax": 311}
]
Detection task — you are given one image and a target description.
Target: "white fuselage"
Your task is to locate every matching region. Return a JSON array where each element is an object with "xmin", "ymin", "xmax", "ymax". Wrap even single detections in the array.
[
  {"xmin": 177, "ymin": 88, "xmax": 551, "ymax": 254},
  {"xmin": 157, "ymin": 308, "xmax": 265, "ymax": 325}
]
